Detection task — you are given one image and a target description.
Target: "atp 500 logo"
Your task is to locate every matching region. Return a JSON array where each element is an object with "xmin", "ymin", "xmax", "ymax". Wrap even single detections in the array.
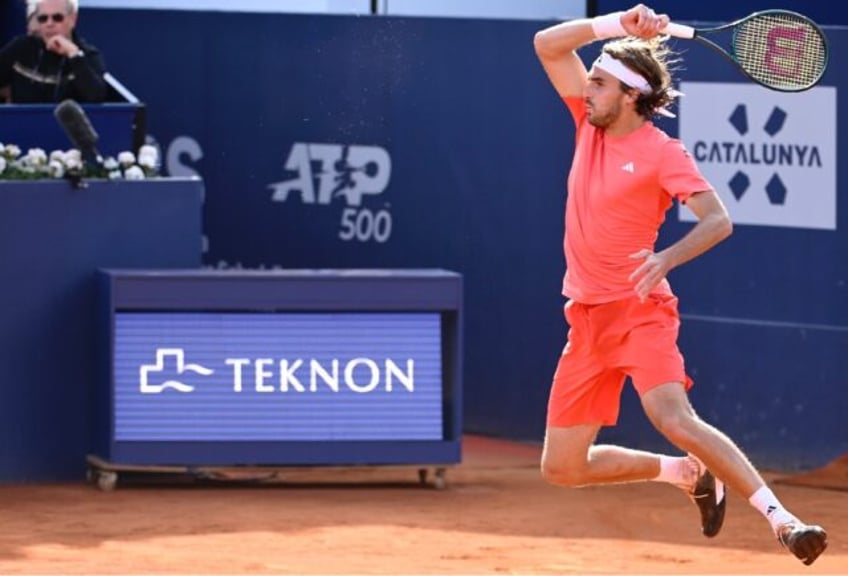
[{"xmin": 268, "ymin": 143, "xmax": 393, "ymax": 243}]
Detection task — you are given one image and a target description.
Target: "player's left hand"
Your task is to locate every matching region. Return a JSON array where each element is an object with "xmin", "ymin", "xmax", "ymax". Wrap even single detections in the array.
[{"xmin": 628, "ymin": 248, "xmax": 671, "ymax": 302}]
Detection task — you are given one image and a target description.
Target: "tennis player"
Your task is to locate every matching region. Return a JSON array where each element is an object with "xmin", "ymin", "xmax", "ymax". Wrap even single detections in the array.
[{"xmin": 533, "ymin": 3, "xmax": 827, "ymax": 566}]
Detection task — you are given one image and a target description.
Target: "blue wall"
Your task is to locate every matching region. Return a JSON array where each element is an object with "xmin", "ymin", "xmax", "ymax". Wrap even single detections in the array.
[
  {"xmin": 0, "ymin": 179, "xmax": 203, "ymax": 481},
  {"xmin": 78, "ymin": 10, "xmax": 571, "ymax": 455},
  {"xmin": 598, "ymin": 1, "xmax": 848, "ymax": 26},
  {"xmin": 2, "ymin": 9, "xmax": 845, "ymax": 478},
  {"xmin": 71, "ymin": 10, "xmax": 847, "ymax": 470},
  {"xmin": 0, "ymin": 0, "xmax": 26, "ymax": 41}
]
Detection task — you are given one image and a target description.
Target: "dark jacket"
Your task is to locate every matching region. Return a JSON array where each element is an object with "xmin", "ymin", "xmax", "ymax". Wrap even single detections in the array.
[{"xmin": 0, "ymin": 32, "xmax": 108, "ymax": 103}]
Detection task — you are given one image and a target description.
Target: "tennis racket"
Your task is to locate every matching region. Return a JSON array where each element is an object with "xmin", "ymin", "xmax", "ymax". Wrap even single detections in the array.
[{"xmin": 661, "ymin": 10, "xmax": 828, "ymax": 92}]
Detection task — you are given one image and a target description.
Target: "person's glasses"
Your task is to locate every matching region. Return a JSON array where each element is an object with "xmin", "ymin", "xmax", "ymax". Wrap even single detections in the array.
[{"xmin": 36, "ymin": 13, "xmax": 65, "ymax": 24}]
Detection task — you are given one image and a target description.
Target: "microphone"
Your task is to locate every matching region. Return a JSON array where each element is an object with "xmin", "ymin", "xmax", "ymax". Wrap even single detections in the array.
[{"xmin": 54, "ymin": 99, "xmax": 102, "ymax": 166}]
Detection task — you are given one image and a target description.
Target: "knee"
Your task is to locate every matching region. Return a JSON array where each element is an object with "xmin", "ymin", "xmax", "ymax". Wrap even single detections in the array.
[
  {"xmin": 540, "ymin": 457, "xmax": 587, "ymax": 487},
  {"xmin": 651, "ymin": 412, "xmax": 699, "ymax": 449},
  {"xmin": 642, "ymin": 384, "xmax": 702, "ymax": 448}
]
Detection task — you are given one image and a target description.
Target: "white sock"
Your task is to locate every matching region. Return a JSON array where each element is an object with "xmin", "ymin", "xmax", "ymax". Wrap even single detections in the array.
[
  {"xmin": 749, "ymin": 486, "xmax": 798, "ymax": 532},
  {"xmin": 651, "ymin": 455, "xmax": 693, "ymax": 488}
]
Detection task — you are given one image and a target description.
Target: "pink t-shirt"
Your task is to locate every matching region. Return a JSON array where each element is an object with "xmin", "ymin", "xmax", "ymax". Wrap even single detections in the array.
[{"xmin": 562, "ymin": 96, "xmax": 711, "ymax": 304}]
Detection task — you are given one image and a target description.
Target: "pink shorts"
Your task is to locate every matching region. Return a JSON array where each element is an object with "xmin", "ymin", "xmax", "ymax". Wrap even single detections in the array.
[{"xmin": 547, "ymin": 293, "xmax": 693, "ymax": 427}]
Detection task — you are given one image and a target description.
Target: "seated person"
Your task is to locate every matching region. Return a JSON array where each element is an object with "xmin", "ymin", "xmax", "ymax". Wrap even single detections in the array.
[{"xmin": 0, "ymin": 0, "xmax": 108, "ymax": 103}]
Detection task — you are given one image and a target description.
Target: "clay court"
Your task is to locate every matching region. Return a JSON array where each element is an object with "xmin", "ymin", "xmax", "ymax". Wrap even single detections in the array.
[{"xmin": 1, "ymin": 436, "xmax": 846, "ymax": 575}]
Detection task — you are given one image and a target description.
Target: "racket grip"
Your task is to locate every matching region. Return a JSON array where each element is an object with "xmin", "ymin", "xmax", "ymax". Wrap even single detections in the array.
[{"xmin": 661, "ymin": 22, "xmax": 696, "ymax": 39}]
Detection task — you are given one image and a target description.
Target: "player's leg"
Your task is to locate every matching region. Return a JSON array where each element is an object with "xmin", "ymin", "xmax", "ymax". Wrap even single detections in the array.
[
  {"xmin": 640, "ymin": 383, "xmax": 760, "ymax": 496},
  {"xmin": 630, "ymin": 292, "xmax": 826, "ymax": 563},
  {"xmin": 543, "ymin": 298, "xmax": 706, "ymax": 489},
  {"xmin": 542, "ymin": 423, "xmax": 665, "ymax": 486},
  {"xmin": 618, "ymin": 294, "xmax": 730, "ymax": 537},
  {"xmin": 542, "ymin": 384, "xmax": 724, "ymax": 537},
  {"xmin": 625, "ymin": 294, "xmax": 826, "ymax": 561},
  {"xmin": 641, "ymin": 382, "xmax": 828, "ymax": 565}
]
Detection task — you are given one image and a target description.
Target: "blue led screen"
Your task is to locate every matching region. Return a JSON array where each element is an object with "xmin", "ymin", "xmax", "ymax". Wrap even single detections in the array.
[{"xmin": 113, "ymin": 312, "xmax": 443, "ymax": 441}]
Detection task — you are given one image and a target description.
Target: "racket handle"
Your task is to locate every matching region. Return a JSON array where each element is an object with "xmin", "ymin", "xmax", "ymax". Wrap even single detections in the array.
[{"xmin": 661, "ymin": 22, "xmax": 696, "ymax": 39}]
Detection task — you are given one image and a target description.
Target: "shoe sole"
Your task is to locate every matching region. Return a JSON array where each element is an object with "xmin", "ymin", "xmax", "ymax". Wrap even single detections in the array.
[
  {"xmin": 784, "ymin": 528, "xmax": 828, "ymax": 566},
  {"xmin": 692, "ymin": 471, "xmax": 726, "ymax": 538}
]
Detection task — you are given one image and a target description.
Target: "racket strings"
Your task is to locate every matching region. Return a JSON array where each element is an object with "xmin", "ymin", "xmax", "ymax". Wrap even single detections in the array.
[{"xmin": 732, "ymin": 14, "xmax": 827, "ymax": 90}]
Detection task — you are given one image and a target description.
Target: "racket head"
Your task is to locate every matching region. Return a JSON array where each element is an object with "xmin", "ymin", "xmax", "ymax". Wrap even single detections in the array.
[{"xmin": 730, "ymin": 10, "xmax": 828, "ymax": 92}]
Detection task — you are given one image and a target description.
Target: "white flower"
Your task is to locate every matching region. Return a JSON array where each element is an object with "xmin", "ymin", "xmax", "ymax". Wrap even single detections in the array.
[
  {"xmin": 117, "ymin": 151, "xmax": 136, "ymax": 167},
  {"xmin": 65, "ymin": 149, "xmax": 81, "ymax": 164},
  {"xmin": 123, "ymin": 165, "xmax": 145, "ymax": 180},
  {"xmin": 48, "ymin": 160, "xmax": 65, "ymax": 178},
  {"xmin": 0, "ymin": 142, "xmax": 161, "ymax": 181},
  {"xmin": 64, "ymin": 157, "xmax": 82, "ymax": 171},
  {"xmin": 137, "ymin": 145, "xmax": 158, "ymax": 168},
  {"xmin": 138, "ymin": 144, "xmax": 158, "ymax": 161},
  {"xmin": 25, "ymin": 148, "xmax": 47, "ymax": 165},
  {"xmin": 138, "ymin": 153, "xmax": 157, "ymax": 170}
]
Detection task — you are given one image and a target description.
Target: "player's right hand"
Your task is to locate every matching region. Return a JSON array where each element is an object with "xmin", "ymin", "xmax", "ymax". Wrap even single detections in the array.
[{"xmin": 622, "ymin": 4, "xmax": 669, "ymax": 39}]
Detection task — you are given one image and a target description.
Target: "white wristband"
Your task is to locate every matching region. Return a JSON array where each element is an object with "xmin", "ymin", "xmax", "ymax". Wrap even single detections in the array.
[{"xmin": 591, "ymin": 12, "xmax": 627, "ymax": 39}]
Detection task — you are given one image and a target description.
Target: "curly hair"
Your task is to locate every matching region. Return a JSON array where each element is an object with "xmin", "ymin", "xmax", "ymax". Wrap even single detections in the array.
[{"xmin": 602, "ymin": 36, "xmax": 682, "ymax": 119}]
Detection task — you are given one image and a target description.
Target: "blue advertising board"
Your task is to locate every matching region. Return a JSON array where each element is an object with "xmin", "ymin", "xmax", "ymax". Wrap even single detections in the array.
[
  {"xmin": 95, "ymin": 269, "xmax": 463, "ymax": 467},
  {"xmin": 113, "ymin": 312, "xmax": 443, "ymax": 441}
]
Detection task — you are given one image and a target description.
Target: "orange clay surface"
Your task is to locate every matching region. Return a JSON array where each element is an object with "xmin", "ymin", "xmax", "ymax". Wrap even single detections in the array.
[{"xmin": 0, "ymin": 435, "xmax": 846, "ymax": 575}]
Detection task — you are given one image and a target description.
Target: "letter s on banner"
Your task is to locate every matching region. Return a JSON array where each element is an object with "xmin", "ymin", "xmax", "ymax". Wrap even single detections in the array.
[{"xmin": 166, "ymin": 136, "xmax": 204, "ymax": 178}]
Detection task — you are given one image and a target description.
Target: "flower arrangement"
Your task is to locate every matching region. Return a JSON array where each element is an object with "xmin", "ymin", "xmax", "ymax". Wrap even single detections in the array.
[{"xmin": 0, "ymin": 143, "xmax": 159, "ymax": 182}]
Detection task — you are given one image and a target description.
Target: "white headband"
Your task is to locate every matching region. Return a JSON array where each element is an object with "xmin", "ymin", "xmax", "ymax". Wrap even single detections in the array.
[
  {"xmin": 593, "ymin": 52, "xmax": 651, "ymax": 93},
  {"xmin": 592, "ymin": 52, "xmax": 683, "ymax": 118}
]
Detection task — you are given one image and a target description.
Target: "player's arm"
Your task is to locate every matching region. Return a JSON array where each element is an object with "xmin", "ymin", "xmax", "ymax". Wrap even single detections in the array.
[
  {"xmin": 629, "ymin": 190, "xmax": 732, "ymax": 300},
  {"xmin": 533, "ymin": 19, "xmax": 594, "ymax": 98},
  {"xmin": 533, "ymin": 5, "xmax": 669, "ymax": 99},
  {"xmin": 659, "ymin": 190, "xmax": 733, "ymax": 268}
]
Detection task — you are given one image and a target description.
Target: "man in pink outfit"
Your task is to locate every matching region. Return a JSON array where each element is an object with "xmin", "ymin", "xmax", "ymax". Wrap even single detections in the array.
[{"xmin": 534, "ymin": 3, "xmax": 827, "ymax": 566}]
